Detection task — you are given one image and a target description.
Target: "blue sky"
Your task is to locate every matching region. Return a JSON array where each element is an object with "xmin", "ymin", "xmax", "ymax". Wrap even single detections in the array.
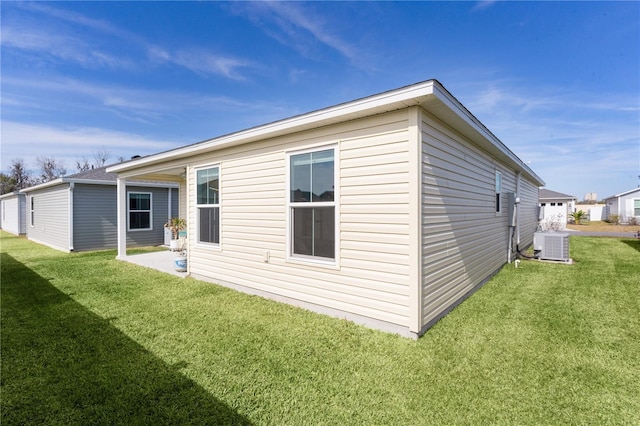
[{"xmin": 1, "ymin": 1, "xmax": 638, "ymax": 199}]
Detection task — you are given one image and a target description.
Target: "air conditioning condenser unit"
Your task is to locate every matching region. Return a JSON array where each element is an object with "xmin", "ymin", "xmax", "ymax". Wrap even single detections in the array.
[{"xmin": 533, "ymin": 232, "xmax": 570, "ymax": 262}]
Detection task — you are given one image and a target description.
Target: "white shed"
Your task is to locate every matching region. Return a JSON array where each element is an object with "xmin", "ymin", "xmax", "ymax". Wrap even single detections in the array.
[
  {"xmin": 604, "ymin": 187, "xmax": 640, "ymax": 223},
  {"xmin": 0, "ymin": 191, "xmax": 27, "ymax": 235},
  {"xmin": 108, "ymin": 80, "xmax": 545, "ymax": 338}
]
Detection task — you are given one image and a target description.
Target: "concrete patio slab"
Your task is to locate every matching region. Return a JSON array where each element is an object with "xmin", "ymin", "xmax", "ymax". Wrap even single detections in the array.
[{"xmin": 124, "ymin": 250, "xmax": 188, "ymax": 277}]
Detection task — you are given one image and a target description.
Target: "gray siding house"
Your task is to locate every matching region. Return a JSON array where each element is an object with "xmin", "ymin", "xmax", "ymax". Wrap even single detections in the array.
[
  {"xmin": 0, "ymin": 191, "xmax": 27, "ymax": 235},
  {"xmin": 108, "ymin": 80, "xmax": 545, "ymax": 338},
  {"xmin": 604, "ymin": 187, "xmax": 640, "ymax": 222},
  {"xmin": 21, "ymin": 166, "xmax": 178, "ymax": 252}
]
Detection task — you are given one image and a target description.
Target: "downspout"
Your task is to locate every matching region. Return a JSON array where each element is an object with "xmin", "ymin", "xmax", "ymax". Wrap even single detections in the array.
[
  {"xmin": 69, "ymin": 182, "xmax": 74, "ymax": 251},
  {"xmin": 516, "ymin": 171, "xmax": 521, "ymax": 247}
]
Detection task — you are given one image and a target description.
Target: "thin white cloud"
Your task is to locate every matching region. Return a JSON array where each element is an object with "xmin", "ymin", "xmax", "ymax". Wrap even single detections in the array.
[
  {"xmin": 5, "ymin": 2, "xmax": 255, "ymax": 79},
  {"xmin": 0, "ymin": 121, "xmax": 181, "ymax": 173},
  {"xmin": 231, "ymin": 1, "xmax": 363, "ymax": 67}
]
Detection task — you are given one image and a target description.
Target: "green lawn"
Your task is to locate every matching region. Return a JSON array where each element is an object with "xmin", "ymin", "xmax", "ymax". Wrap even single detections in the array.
[{"xmin": 2, "ymin": 231, "xmax": 639, "ymax": 425}]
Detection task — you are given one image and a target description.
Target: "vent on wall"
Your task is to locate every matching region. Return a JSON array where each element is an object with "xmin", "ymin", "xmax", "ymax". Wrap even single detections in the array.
[{"xmin": 533, "ymin": 232, "xmax": 570, "ymax": 262}]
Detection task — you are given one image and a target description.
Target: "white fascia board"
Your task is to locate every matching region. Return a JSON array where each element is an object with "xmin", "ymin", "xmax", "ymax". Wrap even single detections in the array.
[
  {"xmin": 19, "ymin": 178, "xmax": 65, "ymax": 193},
  {"xmin": 429, "ymin": 82, "xmax": 545, "ymax": 187},
  {"xmin": 107, "ymin": 79, "xmax": 544, "ymax": 187},
  {"xmin": 107, "ymin": 80, "xmax": 438, "ymax": 174}
]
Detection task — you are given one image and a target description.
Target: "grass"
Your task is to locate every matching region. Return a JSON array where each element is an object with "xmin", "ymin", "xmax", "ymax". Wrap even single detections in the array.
[
  {"xmin": 2, "ymin": 231, "xmax": 639, "ymax": 425},
  {"xmin": 567, "ymin": 220, "xmax": 640, "ymax": 234}
]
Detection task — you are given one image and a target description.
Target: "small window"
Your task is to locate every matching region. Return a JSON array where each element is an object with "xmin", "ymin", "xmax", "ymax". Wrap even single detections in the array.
[
  {"xmin": 128, "ymin": 192, "xmax": 152, "ymax": 230},
  {"xmin": 634, "ymin": 199, "xmax": 640, "ymax": 216},
  {"xmin": 558, "ymin": 202, "xmax": 563, "ymax": 206},
  {"xmin": 540, "ymin": 203, "xmax": 547, "ymax": 207},
  {"xmin": 289, "ymin": 148, "xmax": 335, "ymax": 260},
  {"xmin": 196, "ymin": 166, "xmax": 220, "ymax": 245},
  {"xmin": 550, "ymin": 202, "xmax": 556, "ymax": 206},
  {"xmin": 30, "ymin": 196, "xmax": 35, "ymax": 226},
  {"xmin": 495, "ymin": 171, "xmax": 501, "ymax": 213}
]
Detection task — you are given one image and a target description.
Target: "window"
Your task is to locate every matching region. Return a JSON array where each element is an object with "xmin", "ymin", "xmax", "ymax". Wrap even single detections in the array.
[
  {"xmin": 289, "ymin": 148, "xmax": 335, "ymax": 260},
  {"xmin": 558, "ymin": 202, "xmax": 563, "ymax": 206},
  {"xmin": 550, "ymin": 202, "xmax": 557, "ymax": 206},
  {"xmin": 634, "ymin": 199, "xmax": 640, "ymax": 216},
  {"xmin": 128, "ymin": 192, "xmax": 152, "ymax": 230},
  {"xmin": 196, "ymin": 166, "xmax": 220, "ymax": 244},
  {"xmin": 30, "ymin": 196, "xmax": 35, "ymax": 226},
  {"xmin": 540, "ymin": 203, "xmax": 547, "ymax": 206},
  {"xmin": 495, "ymin": 171, "xmax": 501, "ymax": 213}
]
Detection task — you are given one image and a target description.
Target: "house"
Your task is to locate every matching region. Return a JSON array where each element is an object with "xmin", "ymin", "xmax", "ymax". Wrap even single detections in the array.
[
  {"xmin": 604, "ymin": 187, "xmax": 640, "ymax": 223},
  {"xmin": 538, "ymin": 189, "xmax": 577, "ymax": 228},
  {"xmin": 20, "ymin": 166, "xmax": 179, "ymax": 252},
  {"xmin": 0, "ymin": 191, "xmax": 27, "ymax": 235},
  {"xmin": 107, "ymin": 79, "xmax": 545, "ymax": 338}
]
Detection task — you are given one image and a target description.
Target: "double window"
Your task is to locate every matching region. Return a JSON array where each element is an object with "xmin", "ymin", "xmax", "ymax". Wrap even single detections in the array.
[
  {"xmin": 289, "ymin": 148, "xmax": 335, "ymax": 261},
  {"xmin": 196, "ymin": 166, "xmax": 220, "ymax": 245},
  {"xmin": 128, "ymin": 192, "xmax": 152, "ymax": 230}
]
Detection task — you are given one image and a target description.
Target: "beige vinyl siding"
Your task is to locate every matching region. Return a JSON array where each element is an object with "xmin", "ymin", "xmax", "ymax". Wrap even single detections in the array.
[
  {"xmin": 420, "ymin": 111, "xmax": 517, "ymax": 328},
  {"xmin": 27, "ymin": 184, "xmax": 70, "ymax": 252},
  {"xmin": 187, "ymin": 110, "xmax": 414, "ymax": 327}
]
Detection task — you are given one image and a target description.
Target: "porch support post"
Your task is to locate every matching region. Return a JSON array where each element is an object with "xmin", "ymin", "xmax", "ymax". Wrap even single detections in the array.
[{"xmin": 116, "ymin": 177, "xmax": 127, "ymax": 259}]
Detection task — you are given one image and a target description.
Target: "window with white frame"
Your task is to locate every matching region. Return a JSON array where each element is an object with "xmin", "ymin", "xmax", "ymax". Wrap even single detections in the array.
[
  {"xmin": 634, "ymin": 199, "xmax": 640, "ymax": 216},
  {"xmin": 128, "ymin": 192, "xmax": 152, "ymax": 230},
  {"xmin": 30, "ymin": 196, "xmax": 35, "ymax": 226},
  {"xmin": 289, "ymin": 148, "xmax": 335, "ymax": 260},
  {"xmin": 196, "ymin": 166, "xmax": 220, "ymax": 244},
  {"xmin": 495, "ymin": 171, "xmax": 502, "ymax": 213}
]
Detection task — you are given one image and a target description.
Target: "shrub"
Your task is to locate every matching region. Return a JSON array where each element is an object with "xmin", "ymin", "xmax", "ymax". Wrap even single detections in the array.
[
  {"xmin": 607, "ymin": 214, "xmax": 620, "ymax": 225},
  {"xmin": 628, "ymin": 216, "xmax": 639, "ymax": 226},
  {"xmin": 569, "ymin": 210, "xmax": 586, "ymax": 225}
]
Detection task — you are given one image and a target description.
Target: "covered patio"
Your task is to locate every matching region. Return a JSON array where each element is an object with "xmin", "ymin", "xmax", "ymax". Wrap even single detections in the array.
[{"xmin": 125, "ymin": 249, "xmax": 188, "ymax": 277}]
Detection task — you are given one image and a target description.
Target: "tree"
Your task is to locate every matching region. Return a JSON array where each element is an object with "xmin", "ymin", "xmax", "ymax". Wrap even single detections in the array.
[
  {"xmin": 75, "ymin": 156, "xmax": 91, "ymax": 172},
  {"xmin": 93, "ymin": 147, "xmax": 111, "ymax": 168},
  {"xmin": 0, "ymin": 173, "xmax": 16, "ymax": 194},
  {"xmin": 569, "ymin": 210, "xmax": 586, "ymax": 225},
  {"xmin": 9, "ymin": 159, "xmax": 32, "ymax": 189},
  {"xmin": 36, "ymin": 156, "xmax": 67, "ymax": 183}
]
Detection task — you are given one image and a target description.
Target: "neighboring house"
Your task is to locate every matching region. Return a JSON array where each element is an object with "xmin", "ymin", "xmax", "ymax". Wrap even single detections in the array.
[
  {"xmin": 604, "ymin": 187, "xmax": 640, "ymax": 222},
  {"xmin": 107, "ymin": 79, "xmax": 545, "ymax": 338},
  {"xmin": 539, "ymin": 189, "xmax": 577, "ymax": 228},
  {"xmin": 0, "ymin": 191, "xmax": 27, "ymax": 235},
  {"xmin": 20, "ymin": 166, "xmax": 179, "ymax": 252}
]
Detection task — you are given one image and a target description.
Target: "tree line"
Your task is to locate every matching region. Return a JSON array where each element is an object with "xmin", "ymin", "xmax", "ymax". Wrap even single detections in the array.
[{"xmin": 0, "ymin": 148, "xmax": 120, "ymax": 195}]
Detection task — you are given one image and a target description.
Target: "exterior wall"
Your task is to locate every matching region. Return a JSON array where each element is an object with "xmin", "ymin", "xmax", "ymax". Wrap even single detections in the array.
[
  {"xmin": 73, "ymin": 184, "xmax": 175, "ymax": 251},
  {"xmin": 605, "ymin": 189, "xmax": 640, "ymax": 222},
  {"xmin": 73, "ymin": 184, "xmax": 117, "ymax": 251},
  {"xmin": 620, "ymin": 190, "xmax": 640, "ymax": 221},
  {"xmin": 26, "ymin": 184, "xmax": 71, "ymax": 252},
  {"xmin": 420, "ymin": 110, "xmax": 526, "ymax": 329},
  {"xmin": 185, "ymin": 110, "xmax": 415, "ymax": 330},
  {"xmin": 0, "ymin": 194, "xmax": 26, "ymax": 235}
]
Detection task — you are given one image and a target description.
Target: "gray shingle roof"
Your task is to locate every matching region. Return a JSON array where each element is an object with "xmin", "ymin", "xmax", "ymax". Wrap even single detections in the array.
[
  {"xmin": 539, "ymin": 188, "xmax": 576, "ymax": 200},
  {"xmin": 67, "ymin": 165, "xmax": 116, "ymax": 182}
]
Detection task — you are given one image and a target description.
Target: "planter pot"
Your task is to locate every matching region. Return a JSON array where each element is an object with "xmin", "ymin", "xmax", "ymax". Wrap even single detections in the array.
[
  {"xmin": 169, "ymin": 239, "xmax": 181, "ymax": 251},
  {"xmin": 174, "ymin": 255, "xmax": 187, "ymax": 272}
]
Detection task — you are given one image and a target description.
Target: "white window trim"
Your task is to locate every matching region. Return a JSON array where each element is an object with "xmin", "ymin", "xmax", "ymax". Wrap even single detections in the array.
[
  {"xmin": 127, "ymin": 191, "xmax": 153, "ymax": 232},
  {"xmin": 195, "ymin": 164, "xmax": 221, "ymax": 248},
  {"xmin": 495, "ymin": 170, "xmax": 502, "ymax": 214},
  {"xmin": 29, "ymin": 196, "xmax": 35, "ymax": 227},
  {"xmin": 285, "ymin": 144, "xmax": 339, "ymax": 268}
]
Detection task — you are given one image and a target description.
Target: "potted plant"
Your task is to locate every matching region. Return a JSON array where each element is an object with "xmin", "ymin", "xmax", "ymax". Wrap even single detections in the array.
[
  {"xmin": 164, "ymin": 217, "xmax": 186, "ymax": 251},
  {"xmin": 173, "ymin": 243, "xmax": 187, "ymax": 272}
]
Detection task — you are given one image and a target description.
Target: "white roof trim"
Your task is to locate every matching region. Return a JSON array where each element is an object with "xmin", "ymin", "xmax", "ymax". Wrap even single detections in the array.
[
  {"xmin": 20, "ymin": 178, "xmax": 178, "ymax": 193},
  {"xmin": 605, "ymin": 187, "xmax": 640, "ymax": 199},
  {"xmin": 107, "ymin": 79, "xmax": 544, "ymax": 186}
]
